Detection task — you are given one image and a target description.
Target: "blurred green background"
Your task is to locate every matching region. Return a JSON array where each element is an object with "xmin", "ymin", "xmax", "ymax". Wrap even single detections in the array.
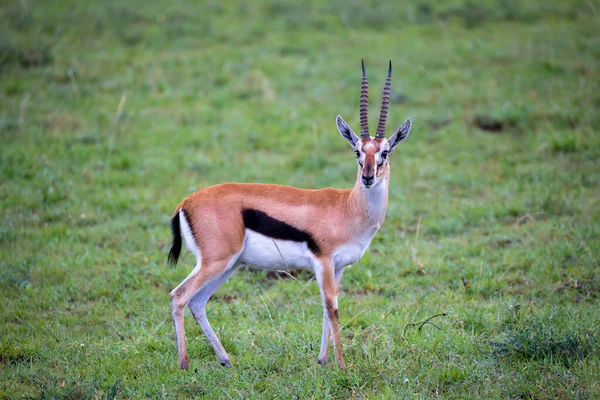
[{"xmin": 1, "ymin": 0, "xmax": 599, "ymax": 398}]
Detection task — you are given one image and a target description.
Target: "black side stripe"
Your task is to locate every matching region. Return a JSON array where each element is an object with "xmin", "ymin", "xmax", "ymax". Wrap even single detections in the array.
[{"xmin": 242, "ymin": 208, "xmax": 320, "ymax": 255}]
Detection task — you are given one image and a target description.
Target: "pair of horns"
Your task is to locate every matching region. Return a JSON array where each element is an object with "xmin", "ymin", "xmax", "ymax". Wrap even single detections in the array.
[{"xmin": 360, "ymin": 59, "xmax": 392, "ymax": 139}]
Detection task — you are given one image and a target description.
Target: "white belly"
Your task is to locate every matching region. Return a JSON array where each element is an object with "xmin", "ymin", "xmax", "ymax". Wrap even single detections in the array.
[
  {"xmin": 239, "ymin": 225, "xmax": 380, "ymax": 271},
  {"xmin": 239, "ymin": 229, "xmax": 316, "ymax": 271}
]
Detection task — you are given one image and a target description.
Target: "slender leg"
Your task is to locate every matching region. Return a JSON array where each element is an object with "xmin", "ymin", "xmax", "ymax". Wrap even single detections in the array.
[
  {"xmin": 318, "ymin": 309, "xmax": 330, "ymax": 365},
  {"xmin": 170, "ymin": 257, "xmax": 237, "ymax": 370},
  {"xmin": 318, "ymin": 267, "xmax": 345, "ymax": 365},
  {"xmin": 188, "ymin": 266, "xmax": 238, "ymax": 367},
  {"xmin": 315, "ymin": 259, "xmax": 346, "ymax": 369}
]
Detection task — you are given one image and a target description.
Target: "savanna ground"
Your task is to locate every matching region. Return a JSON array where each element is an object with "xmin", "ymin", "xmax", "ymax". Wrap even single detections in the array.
[{"xmin": 1, "ymin": 0, "xmax": 599, "ymax": 398}]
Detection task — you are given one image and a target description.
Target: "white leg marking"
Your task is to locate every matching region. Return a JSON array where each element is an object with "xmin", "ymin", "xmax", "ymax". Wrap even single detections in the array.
[
  {"xmin": 318, "ymin": 310, "xmax": 330, "ymax": 364},
  {"xmin": 314, "ymin": 260, "xmax": 331, "ymax": 364}
]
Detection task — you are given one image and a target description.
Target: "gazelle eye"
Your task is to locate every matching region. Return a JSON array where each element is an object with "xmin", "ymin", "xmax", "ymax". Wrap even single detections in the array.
[
  {"xmin": 381, "ymin": 151, "xmax": 389, "ymax": 159},
  {"xmin": 354, "ymin": 150, "xmax": 360, "ymax": 158}
]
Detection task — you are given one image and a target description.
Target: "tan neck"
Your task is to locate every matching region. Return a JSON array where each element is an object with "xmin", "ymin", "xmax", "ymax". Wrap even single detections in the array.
[{"xmin": 347, "ymin": 166, "xmax": 389, "ymax": 227}]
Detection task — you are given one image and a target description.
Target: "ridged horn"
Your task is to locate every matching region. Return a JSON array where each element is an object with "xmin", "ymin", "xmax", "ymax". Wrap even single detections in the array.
[
  {"xmin": 360, "ymin": 59, "xmax": 369, "ymax": 139},
  {"xmin": 375, "ymin": 60, "xmax": 392, "ymax": 138}
]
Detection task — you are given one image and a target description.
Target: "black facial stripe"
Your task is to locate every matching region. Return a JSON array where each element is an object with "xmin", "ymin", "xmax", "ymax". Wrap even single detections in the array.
[{"xmin": 242, "ymin": 209, "xmax": 321, "ymax": 255}]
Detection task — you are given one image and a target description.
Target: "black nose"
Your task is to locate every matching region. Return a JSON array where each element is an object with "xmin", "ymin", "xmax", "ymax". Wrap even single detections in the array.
[{"xmin": 361, "ymin": 175, "xmax": 374, "ymax": 186}]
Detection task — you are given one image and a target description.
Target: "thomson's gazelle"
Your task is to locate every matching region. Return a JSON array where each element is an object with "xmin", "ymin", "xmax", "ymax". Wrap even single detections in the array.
[{"xmin": 168, "ymin": 60, "xmax": 412, "ymax": 369}]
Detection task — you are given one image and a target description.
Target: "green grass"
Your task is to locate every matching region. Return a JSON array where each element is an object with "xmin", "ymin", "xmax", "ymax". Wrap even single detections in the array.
[{"xmin": 1, "ymin": 0, "xmax": 599, "ymax": 398}]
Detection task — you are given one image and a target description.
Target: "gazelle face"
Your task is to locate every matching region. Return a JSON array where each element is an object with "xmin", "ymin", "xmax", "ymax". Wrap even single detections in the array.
[
  {"xmin": 354, "ymin": 138, "xmax": 390, "ymax": 189},
  {"xmin": 337, "ymin": 115, "xmax": 411, "ymax": 190},
  {"xmin": 335, "ymin": 60, "xmax": 412, "ymax": 190}
]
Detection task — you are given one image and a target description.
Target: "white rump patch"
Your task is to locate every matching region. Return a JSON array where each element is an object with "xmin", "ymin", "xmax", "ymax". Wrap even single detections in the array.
[{"xmin": 179, "ymin": 209, "xmax": 201, "ymax": 260}]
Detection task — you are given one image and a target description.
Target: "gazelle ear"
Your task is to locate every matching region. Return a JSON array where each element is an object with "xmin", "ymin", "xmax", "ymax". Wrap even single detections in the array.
[
  {"xmin": 336, "ymin": 115, "xmax": 359, "ymax": 147},
  {"xmin": 389, "ymin": 118, "xmax": 411, "ymax": 152}
]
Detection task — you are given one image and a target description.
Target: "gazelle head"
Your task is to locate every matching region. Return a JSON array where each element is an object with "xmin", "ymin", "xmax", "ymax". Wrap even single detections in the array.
[{"xmin": 336, "ymin": 60, "xmax": 412, "ymax": 190}]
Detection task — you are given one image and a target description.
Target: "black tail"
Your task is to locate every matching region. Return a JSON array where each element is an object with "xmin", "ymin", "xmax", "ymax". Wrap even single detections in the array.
[{"xmin": 168, "ymin": 213, "xmax": 182, "ymax": 266}]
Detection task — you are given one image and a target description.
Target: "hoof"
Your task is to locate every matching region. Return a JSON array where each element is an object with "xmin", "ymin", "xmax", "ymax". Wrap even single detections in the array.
[
  {"xmin": 317, "ymin": 357, "xmax": 327, "ymax": 365},
  {"xmin": 179, "ymin": 358, "xmax": 189, "ymax": 370},
  {"xmin": 337, "ymin": 359, "xmax": 347, "ymax": 370},
  {"xmin": 220, "ymin": 359, "xmax": 233, "ymax": 368}
]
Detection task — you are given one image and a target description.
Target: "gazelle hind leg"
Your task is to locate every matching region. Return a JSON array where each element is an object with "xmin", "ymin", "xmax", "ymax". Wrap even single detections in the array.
[
  {"xmin": 188, "ymin": 264, "xmax": 239, "ymax": 367},
  {"xmin": 170, "ymin": 261, "xmax": 202, "ymax": 370},
  {"xmin": 318, "ymin": 267, "xmax": 345, "ymax": 365},
  {"xmin": 170, "ymin": 255, "xmax": 239, "ymax": 370}
]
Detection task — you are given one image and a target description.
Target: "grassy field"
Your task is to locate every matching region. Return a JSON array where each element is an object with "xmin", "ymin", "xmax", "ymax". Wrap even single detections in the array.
[{"xmin": 1, "ymin": 0, "xmax": 599, "ymax": 398}]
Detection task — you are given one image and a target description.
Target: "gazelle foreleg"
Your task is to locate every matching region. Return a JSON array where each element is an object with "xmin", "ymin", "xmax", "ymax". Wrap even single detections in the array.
[
  {"xmin": 315, "ymin": 258, "xmax": 346, "ymax": 369},
  {"xmin": 318, "ymin": 266, "xmax": 345, "ymax": 365}
]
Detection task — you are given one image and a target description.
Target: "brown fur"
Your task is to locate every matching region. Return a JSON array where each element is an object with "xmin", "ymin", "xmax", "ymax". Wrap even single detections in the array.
[{"xmin": 176, "ymin": 178, "xmax": 383, "ymax": 265}]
